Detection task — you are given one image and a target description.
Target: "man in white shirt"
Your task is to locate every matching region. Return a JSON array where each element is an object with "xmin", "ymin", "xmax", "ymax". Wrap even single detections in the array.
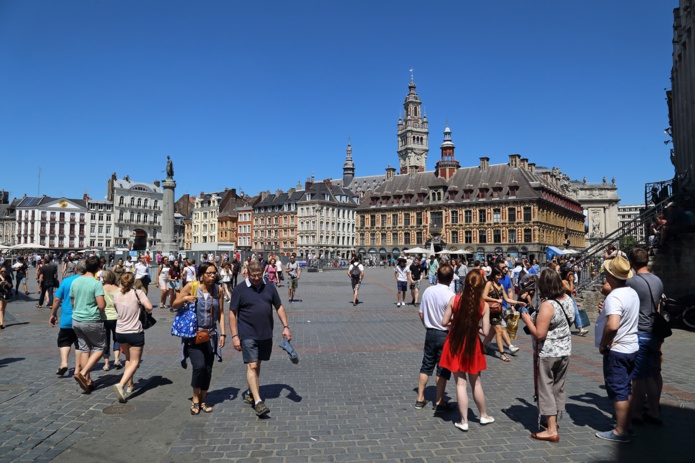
[
  {"xmin": 595, "ymin": 255, "xmax": 639, "ymax": 443},
  {"xmin": 133, "ymin": 256, "xmax": 150, "ymax": 295},
  {"xmin": 347, "ymin": 257, "xmax": 364, "ymax": 306},
  {"xmin": 415, "ymin": 263, "xmax": 455, "ymax": 413},
  {"xmin": 394, "ymin": 258, "xmax": 409, "ymax": 307},
  {"xmin": 123, "ymin": 256, "xmax": 134, "ymax": 273}
]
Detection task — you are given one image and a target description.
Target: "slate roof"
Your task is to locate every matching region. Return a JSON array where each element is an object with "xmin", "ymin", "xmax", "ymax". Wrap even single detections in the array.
[
  {"xmin": 13, "ymin": 196, "xmax": 87, "ymax": 208},
  {"xmin": 356, "ymin": 162, "xmax": 582, "ymax": 211},
  {"xmin": 112, "ymin": 179, "xmax": 162, "ymax": 193}
]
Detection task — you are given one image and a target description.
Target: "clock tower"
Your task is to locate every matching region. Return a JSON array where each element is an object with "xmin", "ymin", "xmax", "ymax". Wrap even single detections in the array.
[{"xmin": 396, "ymin": 75, "xmax": 429, "ymax": 174}]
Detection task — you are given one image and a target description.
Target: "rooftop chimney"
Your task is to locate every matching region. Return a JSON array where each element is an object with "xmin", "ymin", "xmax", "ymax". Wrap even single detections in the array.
[
  {"xmin": 541, "ymin": 171, "xmax": 551, "ymax": 183},
  {"xmin": 386, "ymin": 165, "xmax": 396, "ymax": 180},
  {"xmin": 323, "ymin": 179, "xmax": 332, "ymax": 189},
  {"xmin": 231, "ymin": 188, "xmax": 237, "ymax": 197},
  {"xmin": 508, "ymin": 154, "xmax": 521, "ymax": 168},
  {"xmin": 528, "ymin": 163, "xmax": 536, "ymax": 173},
  {"xmin": 479, "ymin": 157, "xmax": 490, "ymax": 171},
  {"xmin": 520, "ymin": 158, "xmax": 529, "ymax": 170}
]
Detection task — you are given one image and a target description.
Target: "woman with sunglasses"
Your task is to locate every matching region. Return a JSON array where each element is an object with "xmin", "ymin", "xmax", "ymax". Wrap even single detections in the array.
[{"xmin": 172, "ymin": 262, "xmax": 226, "ymax": 415}]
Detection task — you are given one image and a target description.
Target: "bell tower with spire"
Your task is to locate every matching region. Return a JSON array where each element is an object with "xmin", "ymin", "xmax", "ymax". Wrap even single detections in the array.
[
  {"xmin": 435, "ymin": 124, "xmax": 460, "ymax": 180},
  {"xmin": 342, "ymin": 139, "xmax": 355, "ymax": 187},
  {"xmin": 397, "ymin": 71, "xmax": 429, "ymax": 174}
]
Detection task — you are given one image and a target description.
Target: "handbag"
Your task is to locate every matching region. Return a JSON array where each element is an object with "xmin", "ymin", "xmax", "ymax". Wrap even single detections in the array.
[
  {"xmin": 489, "ymin": 286, "xmax": 503, "ymax": 315},
  {"xmin": 195, "ymin": 329, "xmax": 210, "ymax": 344},
  {"xmin": 171, "ymin": 281, "xmax": 199, "ymax": 338},
  {"xmin": 637, "ymin": 275, "xmax": 672, "ymax": 340},
  {"xmin": 135, "ymin": 290, "xmax": 156, "ymax": 330}
]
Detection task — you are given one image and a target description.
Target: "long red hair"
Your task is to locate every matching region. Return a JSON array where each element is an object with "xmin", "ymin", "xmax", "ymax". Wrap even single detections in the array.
[{"xmin": 448, "ymin": 271, "xmax": 486, "ymax": 358}]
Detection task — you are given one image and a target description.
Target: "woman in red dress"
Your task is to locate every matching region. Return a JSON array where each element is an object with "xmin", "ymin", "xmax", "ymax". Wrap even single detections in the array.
[{"xmin": 440, "ymin": 271, "xmax": 495, "ymax": 432}]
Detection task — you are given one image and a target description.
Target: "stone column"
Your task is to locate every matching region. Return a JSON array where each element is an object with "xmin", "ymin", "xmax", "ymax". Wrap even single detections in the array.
[{"xmin": 161, "ymin": 179, "xmax": 177, "ymax": 254}]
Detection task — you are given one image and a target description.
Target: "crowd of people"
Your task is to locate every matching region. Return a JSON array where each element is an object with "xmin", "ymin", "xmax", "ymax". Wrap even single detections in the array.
[
  {"xmin": 0, "ymin": 244, "xmax": 672, "ymax": 438},
  {"xmin": 411, "ymin": 247, "xmax": 667, "ymax": 444}
]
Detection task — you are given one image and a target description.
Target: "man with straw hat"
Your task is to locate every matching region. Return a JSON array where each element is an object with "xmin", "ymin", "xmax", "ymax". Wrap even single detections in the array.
[{"xmin": 594, "ymin": 254, "xmax": 639, "ymax": 443}]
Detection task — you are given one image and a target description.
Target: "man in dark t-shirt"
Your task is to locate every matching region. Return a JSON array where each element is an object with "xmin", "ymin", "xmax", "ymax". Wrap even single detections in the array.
[
  {"xmin": 626, "ymin": 247, "xmax": 664, "ymax": 425},
  {"xmin": 409, "ymin": 257, "xmax": 423, "ymax": 305},
  {"xmin": 38, "ymin": 255, "xmax": 58, "ymax": 308},
  {"xmin": 229, "ymin": 260, "xmax": 291, "ymax": 417}
]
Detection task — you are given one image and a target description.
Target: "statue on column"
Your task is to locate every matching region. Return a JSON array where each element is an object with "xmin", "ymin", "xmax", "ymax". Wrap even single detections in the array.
[{"xmin": 166, "ymin": 155, "xmax": 174, "ymax": 180}]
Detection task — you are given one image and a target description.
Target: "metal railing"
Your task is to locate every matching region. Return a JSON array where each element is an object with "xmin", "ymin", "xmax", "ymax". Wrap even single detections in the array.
[{"xmin": 574, "ymin": 194, "xmax": 674, "ymax": 293}]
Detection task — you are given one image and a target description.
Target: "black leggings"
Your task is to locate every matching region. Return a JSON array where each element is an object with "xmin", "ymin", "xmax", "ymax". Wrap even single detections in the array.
[
  {"xmin": 187, "ymin": 340, "xmax": 214, "ymax": 390},
  {"xmin": 103, "ymin": 320, "xmax": 119, "ymax": 357}
]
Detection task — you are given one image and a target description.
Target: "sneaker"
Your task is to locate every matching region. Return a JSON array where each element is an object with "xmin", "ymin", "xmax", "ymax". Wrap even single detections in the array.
[
  {"xmin": 595, "ymin": 430, "xmax": 630, "ymax": 443},
  {"xmin": 414, "ymin": 400, "xmax": 427, "ymax": 410},
  {"xmin": 480, "ymin": 416, "xmax": 495, "ymax": 425},
  {"xmin": 242, "ymin": 390, "xmax": 254, "ymax": 406},
  {"xmin": 454, "ymin": 421, "xmax": 469, "ymax": 432},
  {"xmin": 578, "ymin": 329, "xmax": 589, "ymax": 336},
  {"xmin": 254, "ymin": 401, "xmax": 270, "ymax": 417},
  {"xmin": 114, "ymin": 384, "xmax": 127, "ymax": 403},
  {"xmin": 508, "ymin": 345, "xmax": 520, "ymax": 355}
]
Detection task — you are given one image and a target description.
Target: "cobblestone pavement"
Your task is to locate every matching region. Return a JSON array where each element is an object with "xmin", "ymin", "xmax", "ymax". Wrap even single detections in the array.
[{"xmin": 1, "ymin": 267, "xmax": 694, "ymax": 462}]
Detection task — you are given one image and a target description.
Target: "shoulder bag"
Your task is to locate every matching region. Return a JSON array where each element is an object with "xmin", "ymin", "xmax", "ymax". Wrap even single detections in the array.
[
  {"xmin": 171, "ymin": 281, "xmax": 198, "ymax": 338},
  {"xmin": 135, "ymin": 289, "xmax": 156, "ymax": 330},
  {"xmin": 489, "ymin": 285, "xmax": 503, "ymax": 315},
  {"xmin": 637, "ymin": 274, "xmax": 672, "ymax": 341}
]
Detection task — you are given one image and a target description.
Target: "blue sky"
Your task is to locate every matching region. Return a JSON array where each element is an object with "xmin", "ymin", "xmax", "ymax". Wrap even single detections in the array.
[{"xmin": 0, "ymin": 1, "xmax": 677, "ymax": 205}]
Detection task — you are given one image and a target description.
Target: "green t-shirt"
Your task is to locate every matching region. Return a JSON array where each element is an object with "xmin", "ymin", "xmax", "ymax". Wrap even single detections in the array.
[{"xmin": 70, "ymin": 276, "xmax": 105, "ymax": 322}]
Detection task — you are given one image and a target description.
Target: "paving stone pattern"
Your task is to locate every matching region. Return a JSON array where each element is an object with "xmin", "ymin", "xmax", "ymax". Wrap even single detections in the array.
[{"xmin": 0, "ymin": 268, "xmax": 694, "ymax": 462}]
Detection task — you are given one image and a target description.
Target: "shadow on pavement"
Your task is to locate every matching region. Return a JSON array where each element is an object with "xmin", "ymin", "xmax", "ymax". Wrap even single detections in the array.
[
  {"xmin": 127, "ymin": 375, "xmax": 173, "ymax": 399},
  {"xmin": 0, "ymin": 357, "xmax": 25, "ymax": 368},
  {"xmin": 502, "ymin": 397, "xmax": 541, "ymax": 432},
  {"xmin": 205, "ymin": 385, "xmax": 241, "ymax": 406},
  {"xmin": 261, "ymin": 383, "xmax": 303, "ymax": 403},
  {"xmin": 2, "ymin": 322, "xmax": 30, "ymax": 328},
  {"xmin": 568, "ymin": 391, "xmax": 614, "ymax": 416}
]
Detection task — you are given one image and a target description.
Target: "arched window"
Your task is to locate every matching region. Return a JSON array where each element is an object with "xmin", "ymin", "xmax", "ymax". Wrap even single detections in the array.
[
  {"xmin": 119, "ymin": 196, "xmax": 124, "ymax": 206},
  {"xmin": 130, "ymin": 197, "xmax": 135, "ymax": 206},
  {"xmin": 137, "ymin": 198, "xmax": 142, "ymax": 207},
  {"xmin": 143, "ymin": 199, "xmax": 148, "ymax": 208}
]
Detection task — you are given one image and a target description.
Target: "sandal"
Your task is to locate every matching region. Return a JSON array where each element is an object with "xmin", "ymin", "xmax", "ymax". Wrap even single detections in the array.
[
  {"xmin": 200, "ymin": 403, "xmax": 213, "ymax": 413},
  {"xmin": 500, "ymin": 354, "xmax": 511, "ymax": 362},
  {"xmin": 191, "ymin": 402, "xmax": 200, "ymax": 415}
]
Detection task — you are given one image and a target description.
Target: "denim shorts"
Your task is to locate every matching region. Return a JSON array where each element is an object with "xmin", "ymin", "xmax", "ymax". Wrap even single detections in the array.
[
  {"xmin": 603, "ymin": 350, "xmax": 637, "ymax": 401},
  {"xmin": 419, "ymin": 328, "xmax": 451, "ymax": 380},
  {"xmin": 241, "ymin": 338, "xmax": 273, "ymax": 364},
  {"xmin": 633, "ymin": 333, "xmax": 659, "ymax": 380},
  {"xmin": 397, "ymin": 281, "xmax": 408, "ymax": 292}
]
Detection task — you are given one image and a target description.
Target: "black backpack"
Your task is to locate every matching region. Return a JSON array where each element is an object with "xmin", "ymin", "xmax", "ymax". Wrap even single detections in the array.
[{"xmin": 350, "ymin": 264, "xmax": 361, "ymax": 279}]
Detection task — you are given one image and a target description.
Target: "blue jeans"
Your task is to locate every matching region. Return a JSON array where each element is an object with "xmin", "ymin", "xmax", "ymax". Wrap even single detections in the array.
[
  {"xmin": 428, "ymin": 274, "xmax": 437, "ymax": 285},
  {"xmin": 572, "ymin": 298, "xmax": 582, "ymax": 329}
]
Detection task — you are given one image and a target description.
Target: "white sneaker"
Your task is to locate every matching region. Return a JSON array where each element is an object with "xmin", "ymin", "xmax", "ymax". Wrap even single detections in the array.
[
  {"xmin": 480, "ymin": 416, "xmax": 495, "ymax": 425},
  {"xmin": 454, "ymin": 421, "xmax": 469, "ymax": 432},
  {"xmin": 509, "ymin": 345, "xmax": 520, "ymax": 355}
]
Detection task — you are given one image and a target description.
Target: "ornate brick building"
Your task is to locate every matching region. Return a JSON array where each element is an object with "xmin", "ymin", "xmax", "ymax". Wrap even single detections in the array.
[{"xmin": 353, "ymin": 114, "xmax": 585, "ymax": 263}]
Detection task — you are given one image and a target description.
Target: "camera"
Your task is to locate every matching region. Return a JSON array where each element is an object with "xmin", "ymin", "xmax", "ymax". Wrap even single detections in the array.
[{"xmin": 523, "ymin": 325, "xmax": 531, "ymax": 335}]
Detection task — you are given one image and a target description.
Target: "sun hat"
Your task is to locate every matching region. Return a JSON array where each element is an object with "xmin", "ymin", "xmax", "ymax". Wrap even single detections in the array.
[{"xmin": 602, "ymin": 254, "xmax": 634, "ymax": 280}]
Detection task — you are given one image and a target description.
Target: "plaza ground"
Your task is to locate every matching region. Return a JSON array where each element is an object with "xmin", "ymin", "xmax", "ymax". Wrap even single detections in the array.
[{"xmin": 1, "ymin": 267, "xmax": 694, "ymax": 462}]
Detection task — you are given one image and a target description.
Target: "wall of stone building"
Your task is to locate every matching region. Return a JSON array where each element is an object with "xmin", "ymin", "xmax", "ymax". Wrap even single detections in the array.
[{"xmin": 671, "ymin": 1, "xmax": 695, "ymax": 189}]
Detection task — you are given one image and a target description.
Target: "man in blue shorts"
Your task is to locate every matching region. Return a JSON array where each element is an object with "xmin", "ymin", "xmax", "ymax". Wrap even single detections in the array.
[
  {"xmin": 395, "ymin": 257, "xmax": 409, "ymax": 306},
  {"xmin": 595, "ymin": 255, "xmax": 639, "ymax": 443},
  {"xmin": 229, "ymin": 260, "xmax": 291, "ymax": 417}
]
